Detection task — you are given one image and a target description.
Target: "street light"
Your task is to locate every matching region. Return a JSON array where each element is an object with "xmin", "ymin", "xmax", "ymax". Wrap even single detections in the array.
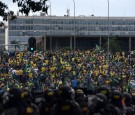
[
  {"xmin": 106, "ymin": 0, "xmax": 110, "ymax": 79},
  {"xmin": 48, "ymin": 0, "xmax": 52, "ymax": 50},
  {"xmin": 48, "ymin": 0, "xmax": 51, "ymax": 16},
  {"xmin": 73, "ymin": 0, "xmax": 76, "ymax": 52},
  {"xmin": 107, "ymin": 0, "xmax": 110, "ymax": 64}
]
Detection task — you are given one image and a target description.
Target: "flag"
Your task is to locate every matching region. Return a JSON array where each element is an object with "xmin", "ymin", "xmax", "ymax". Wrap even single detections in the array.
[
  {"xmin": 95, "ymin": 44, "xmax": 100, "ymax": 51},
  {"xmin": 6, "ymin": 81, "xmax": 9, "ymax": 91}
]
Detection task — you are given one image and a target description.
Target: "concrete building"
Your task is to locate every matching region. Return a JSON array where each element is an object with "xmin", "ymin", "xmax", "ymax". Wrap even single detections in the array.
[{"xmin": 7, "ymin": 15, "xmax": 135, "ymax": 51}]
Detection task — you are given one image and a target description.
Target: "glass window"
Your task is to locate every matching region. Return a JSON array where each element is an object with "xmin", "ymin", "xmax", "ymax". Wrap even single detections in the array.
[
  {"xmin": 9, "ymin": 26, "xmax": 12, "ymax": 30},
  {"xmin": 77, "ymin": 19, "xmax": 82, "ymax": 24},
  {"xmin": 122, "ymin": 20, "xmax": 125, "ymax": 25},
  {"xmin": 129, "ymin": 20, "xmax": 134, "ymax": 25},
  {"xmin": 110, "ymin": 20, "xmax": 114, "ymax": 25},
  {"xmin": 98, "ymin": 20, "xmax": 102, "ymax": 25},
  {"xmin": 25, "ymin": 19, "xmax": 29, "ymax": 24},
  {"xmin": 125, "ymin": 20, "xmax": 129, "ymax": 25},
  {"xmin": 96, "ymin": 21, "xmax": 98, "ymax": 25},
  {"xmin": 71, "ymin": 19, "xmax": 74, "ymax": 24},
  {"xmin": 134, "ymin": 21, "xmax": 135, "ymax": 25},
  {"xmin": 125, "ymin": 26, "xmax": 128, "ymax": 31},
  {"xmin": 38, "ymin": 19, "xmax": 42, "ymax": 24},
  {"xmin": 118, "ymin": 20, "xmax": 122, "ymax": 25},
  {"xmin": 84, "ymin": 20, "xmax": 88, "ymax": 25},
  {"xmin": 91, "ymin": 20, "xmax": 95, "ymax": 25},
  {"xmin": 129, "ymin": 26, "xmax": 134, "ymax": 31},
  {"xmin": 20, "ymin": 25, "xmax": 23, "ymax": 30},
  {"xmin": 114, "ymin": 20, "xmax": 117, "ymax": 25},
  {"xmin": 105, "ymin": 20, "xmax": 109, "ymax": 25},
  {"xmin": 118, "ymin": 27, "xmax": 121, "ymax": 31},
  {"xmin": 16, "ymin": 25, "xmax": 20, "ymax": 30},
  {"xmin": 60, "ymin": 20, "xmax": 63, "ymax": 24},
  {"xmin": 43, "ymin": 19, "xmax": 46, "ymax": 24},
  {"xmin": 9, "ymin": 31, "xmax": 12, "ymax": 36},
  {"xmin": 76, "ymin": 20, "xmax": 79, "ymax": 24},
  {"xmin": 123, "ymin": 27, "xmax": 126, "ymax": 31},
  {"xmin": 95, "ymin": 27, "xmax": 99, "ymax": 31}
]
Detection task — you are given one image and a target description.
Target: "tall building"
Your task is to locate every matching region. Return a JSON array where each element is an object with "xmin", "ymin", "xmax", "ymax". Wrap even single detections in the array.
[{"xmin": 7, "ymin": 15, "xmax": 135, "ymax": 51}]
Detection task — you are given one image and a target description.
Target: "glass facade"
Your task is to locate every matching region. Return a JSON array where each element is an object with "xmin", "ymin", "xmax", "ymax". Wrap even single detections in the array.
[{"xmin": 8, "ymin": 16, "xmax": 135, "ymax": 51}]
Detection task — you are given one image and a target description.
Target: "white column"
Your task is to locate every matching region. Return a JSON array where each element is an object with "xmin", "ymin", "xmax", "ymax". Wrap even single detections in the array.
[{"xmin": 5, "ymin": 20, "xmax": 8, "ymax": 50}]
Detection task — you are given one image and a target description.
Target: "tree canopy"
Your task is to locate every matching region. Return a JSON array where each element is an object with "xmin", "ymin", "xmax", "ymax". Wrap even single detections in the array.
[
  {"xmin": 102, "ymin": 36, "xmax": 121, "ymax": 53},
  {"xmin": 0, "ymin": 0, "xmax": 48, "ymax": 22}
]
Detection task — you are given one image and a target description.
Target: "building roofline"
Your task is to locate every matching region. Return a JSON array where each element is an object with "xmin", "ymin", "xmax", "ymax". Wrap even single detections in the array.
[{"xmin": 16, "ymin": 15, "xmax": 135, "ymax": 19}]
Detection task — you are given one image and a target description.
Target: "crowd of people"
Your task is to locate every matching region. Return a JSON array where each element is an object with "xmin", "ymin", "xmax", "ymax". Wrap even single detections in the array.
[{"xmin": 0, "ymin": 48, "xmax": 135, "ymax": 114}]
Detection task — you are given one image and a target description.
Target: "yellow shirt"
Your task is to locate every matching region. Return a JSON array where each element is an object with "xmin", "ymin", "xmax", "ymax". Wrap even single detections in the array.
[
  {"xmin": 41, "ymin": 67, "xmax": 45, "ymax": 73},
  {"xmin": 28, "ymin": 73, "xmax": 33, "ymax": 78},
  {"xmin": 19, "ymin": 70, "xmax": 23, "ymax": 75}
]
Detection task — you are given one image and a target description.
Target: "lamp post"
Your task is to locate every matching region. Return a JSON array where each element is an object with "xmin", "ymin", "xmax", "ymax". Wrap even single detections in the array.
[
  {"xmin": 48, "ymin": 0, "xmax": 52, "ymax": 50},
  {"xmin": 73, "ymin": 0, "xmax": 76, "ymax": 52},
  {"xmin": 48, "ymin": 0, "xmax": 51, "ymax": 16},
  {"xmin": 106, "ymin": 0, "xmax": 110, "ymax": 79},
  {"xmin": 107, "ymin": 0, "xmax": 110, "ymax": 64}
]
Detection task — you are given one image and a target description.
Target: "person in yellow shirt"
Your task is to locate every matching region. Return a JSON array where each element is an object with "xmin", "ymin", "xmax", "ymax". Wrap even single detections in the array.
[
  {"xmin": 28, "ymin": 72, "xmax": 33, "ymax": 78},
  {"xmin": 19, "ymin": 69, "xmax": 23, "ymax": 75},
  {"xmin": 41, "ymin": 66, "xmax": 45, "ymax": 73}
]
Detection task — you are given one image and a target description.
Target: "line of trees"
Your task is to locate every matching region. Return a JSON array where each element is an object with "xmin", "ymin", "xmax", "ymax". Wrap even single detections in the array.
[{"xmin": 0, "ymin": 0, "xmax": 48, "ymax": 25}]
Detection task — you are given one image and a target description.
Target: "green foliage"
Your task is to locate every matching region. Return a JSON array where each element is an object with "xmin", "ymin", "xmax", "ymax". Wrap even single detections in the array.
[
  {"xmin": 13, "ymin": 0, "xmax": 48, "ymax": 16},
  {"xmin": 131, "ymin": 50, "xmax": 135, "ymax": 57},
  {"xmin": 0, "ymin": 0, "xmax": 48, "ymax": 21},
  {"xmin": 0, "ymin": 1, "xmax": 17, "ymax": 21},
  {"xmin": 102, "ymin": 36, "xmax": 121, "ymax": 53},
  {"xmin": 0, "ymin": 1, "xmax": 8, "ymax": 18}
]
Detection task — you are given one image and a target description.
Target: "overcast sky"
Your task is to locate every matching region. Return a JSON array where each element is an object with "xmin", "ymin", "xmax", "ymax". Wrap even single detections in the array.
[{"xmin": 0, "ymin": 0, "xmax": 135, "ymax": 21}]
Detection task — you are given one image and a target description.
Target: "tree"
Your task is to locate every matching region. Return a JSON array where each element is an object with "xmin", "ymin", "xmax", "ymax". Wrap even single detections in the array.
[
  {"xmin": 102, "ymin": 36, "xmax": 121, "ymax": 53},
  {"xmin": 10, "ymin": 40, "xmax": 20, "ymax": 51},
  {"xmin": 0, "ymin": 0, "xmax": 48, "ymax": 21}
]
